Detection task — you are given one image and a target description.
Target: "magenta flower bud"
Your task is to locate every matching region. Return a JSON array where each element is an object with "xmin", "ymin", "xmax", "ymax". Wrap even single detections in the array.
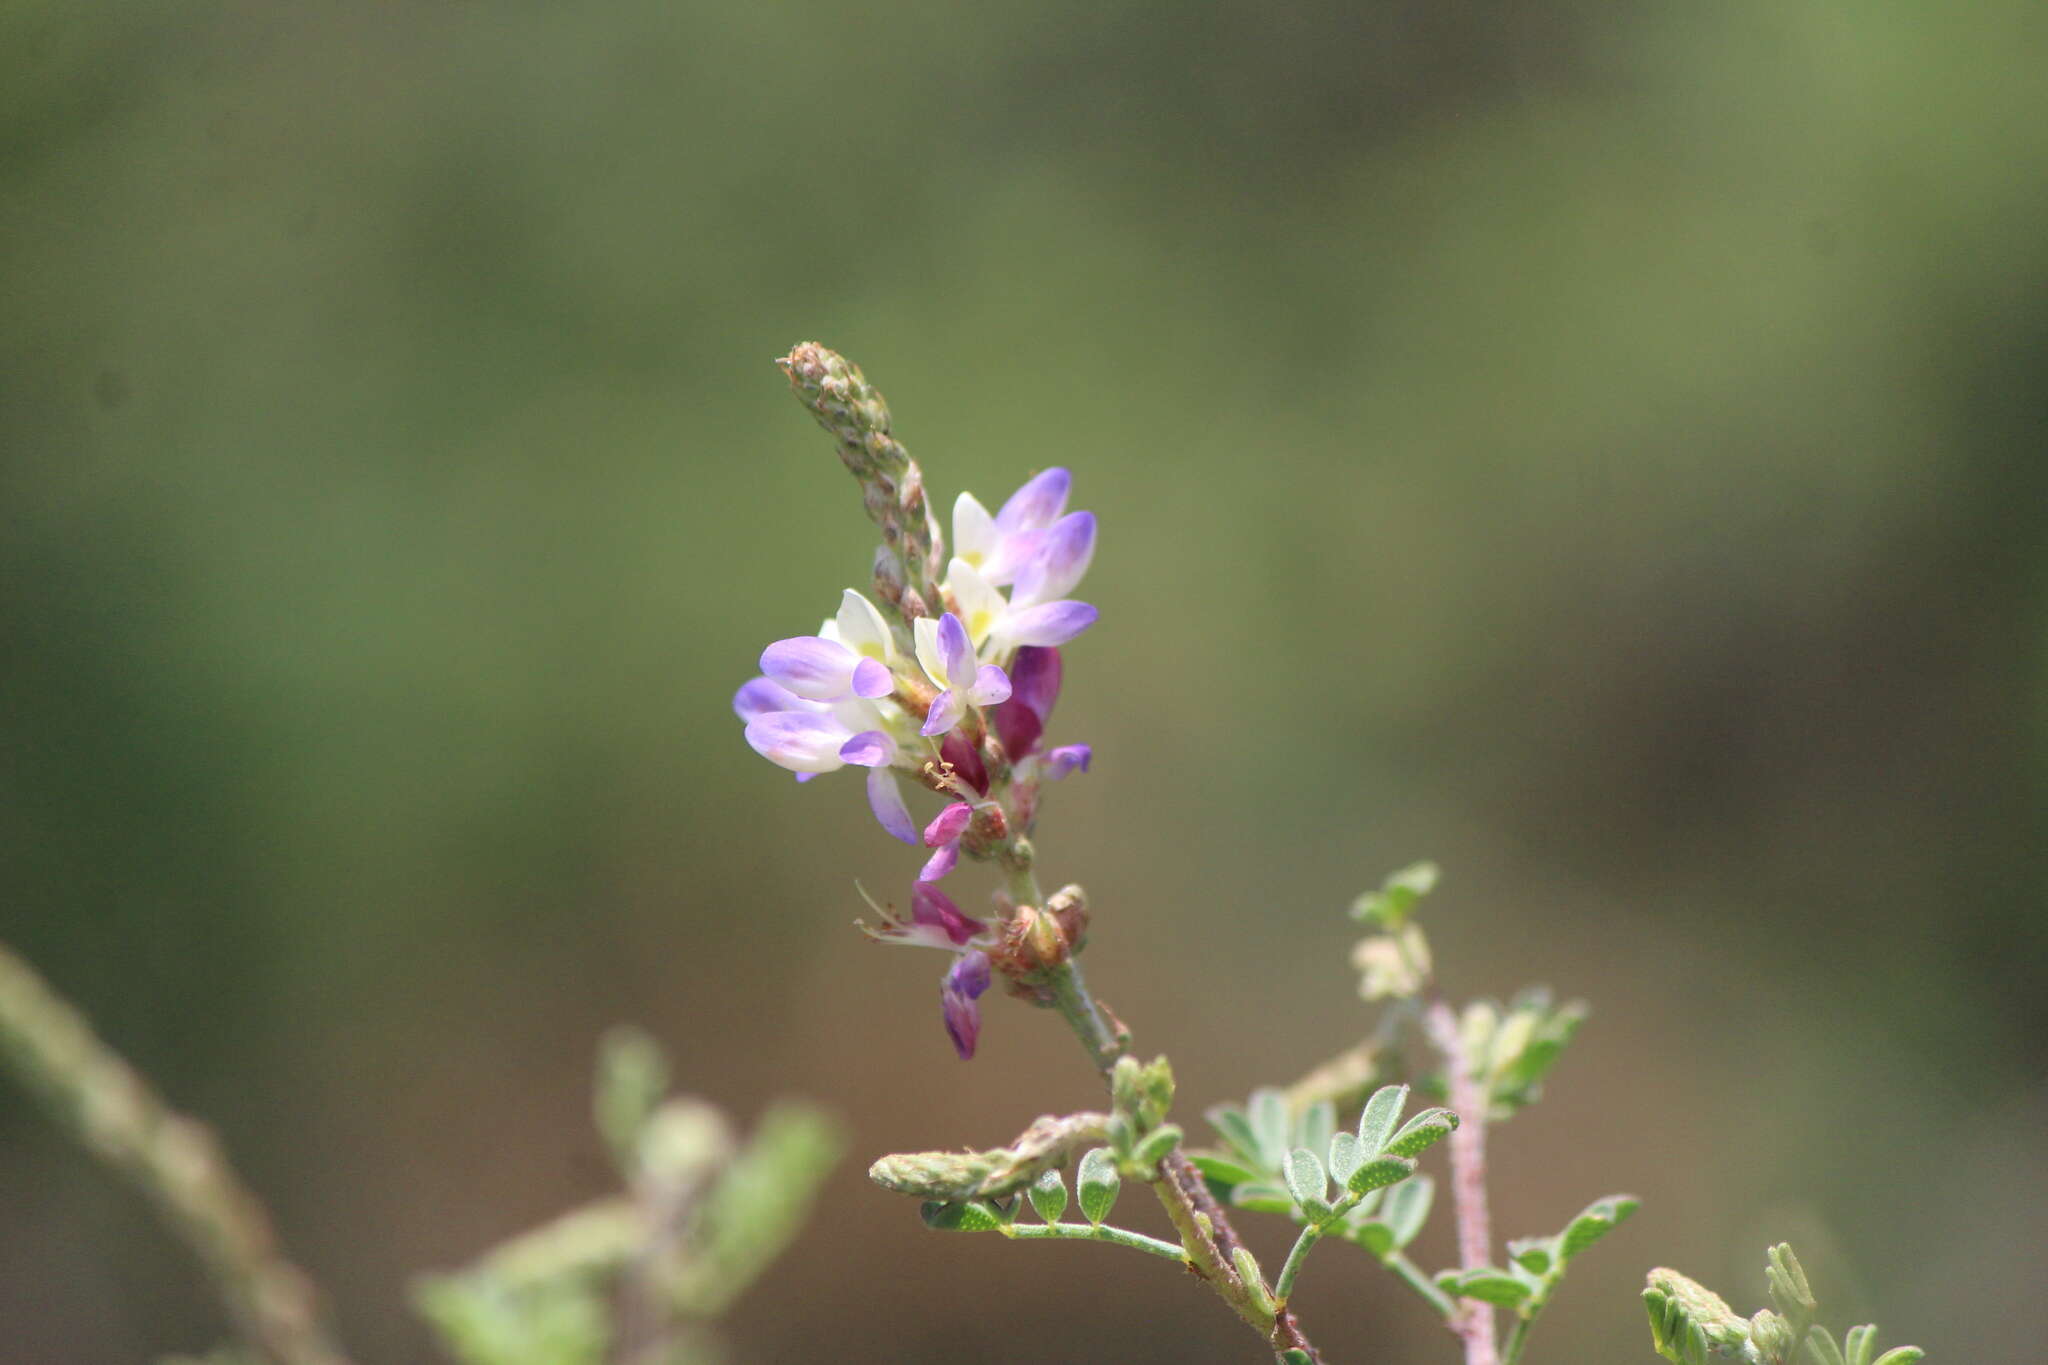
[
  {"xmin": 937, "ymin": 731, "xmax": 989, "ymax": 795},
  {"xmin": 993, "ymin": 647, "xmax": 1062, "ymax": 757},
  {"xmin": 941, "ymin": 951, "xmax": 993, "ymax": 1060},
  {"xmin": 912, "ymin": 881, "xmax": 982, "ymax": 946},
  {"xmin": 924, "ymin": 802, "xmax": 973, "ymax": 848}
]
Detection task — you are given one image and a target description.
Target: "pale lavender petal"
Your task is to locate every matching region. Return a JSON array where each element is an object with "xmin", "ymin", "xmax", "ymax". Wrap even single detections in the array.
[
  {"xmin": 920, "ymin": 687, "xmax": 966, "ymax": 737},
  {"xmin": 837, "ymin": 730, "xmax": 896, "ymax": 768},
  {"xmin": 744, "ymin": 713, "xmax": 852, "ymax": 773},
  {"xmin": 995, "ymin": 467, "xmax": 1071, "ymax": 536},
  {"xmin": 941, "ymin": 951, "xmax": 993, "ymax": 1060},
  {"xmin": 936, "ymin": 613, "xmax": 975, "ymax": 687},
  {"xmin": 866, "ymin": 768, "xmax": 917, "ymax": 845},
  {"xmin": 1043, "ymin": 743, "xmax": 1093, "ymax": 780},
  {"xmin": 924, "ymin": 802, "xmax": 973, "ymax": 847},
  {"xmin": 918, "ymin": 842, "xmax": 959, "ymax": 882},
  {"xmin": 794, "ymin": 771, "xmax": 818, "ymax": 784},
  {"xmin": 760, "ymin": 636, "xmax": 857, "ymax": 701},
  {"xmin": 733, "ymin": 676, "xmax": 809, "ymax": 721},
  {"xmin": 995, "ymin": 600, "xmax": 1098, "ymax": 649},
  {"xmin": 852, "ymin": 655, "xmax": 895, "ymax": 698},
  {"xmin": 967, "ymin": 664, "xmax": 1012, "ymax": 707},
  {"xmin": 1011, "ymin": 511, "xmax": 1097, "ymax": 606},
  {"xmin": 912, "ymin": 882, "xmax": 983, "ymax": 945}
]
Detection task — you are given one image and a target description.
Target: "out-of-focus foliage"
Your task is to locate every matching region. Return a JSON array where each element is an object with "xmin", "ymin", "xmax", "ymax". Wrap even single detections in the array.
[{"xmin": 2, "ymin": 0, "xmax": 2043, "ymax": 1360}]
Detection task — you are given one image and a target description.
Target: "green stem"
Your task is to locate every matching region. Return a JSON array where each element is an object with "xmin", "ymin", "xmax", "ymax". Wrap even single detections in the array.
[
  {"xmin": 1387, "ymin": 1250, "xmax": 1458, "ymax": 1320},
  {"xmin": 1001, "ymin": 1221, "xmax": 1190, "ymax": 1262},
  {"xmin": 1273, "ymin": 1224, "xmax": 1325, "ymax": 1304},
  {"xmin": 1501, "ymin": 1313, "xmax": 1538, "ymax": 1365},
  {"xmin": 0, "ymin": 941, "xmax": 355, "ymax": 1365}
]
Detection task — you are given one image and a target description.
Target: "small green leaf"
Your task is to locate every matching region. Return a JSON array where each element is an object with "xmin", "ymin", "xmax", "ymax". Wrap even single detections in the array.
[
  {"xmin": 1805, "ymin": 1327, "xmax": 1847, "ymax": 1365},
  {"xmin": 1842, "ymin": 1325, "xmax": 1876, "ymax": 1365},
  {"xmin": 1228, "ymin": 1180, "xmax": 1296, "ymax": 1215},
  {"xmin": 1190, "ymin": 1152, "xmax": 1261, "ymax": 1189},
  {"xmin": 1384, "ymin": 1107, "xmax": 1459, "ymax": 1158},
  {"xmin": 1233, "ymin": 1246, "xmax": 1278, "ymax": 1318},
  {"xmin": 1280, "ymin": 1352, "xmax": 1315, "ymax": 1365},
  {"xmin": 1358, "ymin": 1084, "xmax": 1409, "ymax": 1153},
  {"xmin": 920, "ymin": 1200, "xmax": 1005, "ymax": 1233},
  {"xmin": 1077, "ymin": 1148, "xmax": 1121, "ymax": 1225},
  {"xmin": 1347, "ymin": 1218, "xmax": 1395, "ymax": 1255},
  {"xmin": 1106, "ymin": 1111, "xmax": 1136, "ymax": 1157},
  {"xmin": 1381, "ymin": 1173, "xmax": 1434, "ymax": 1250},
  {"xmin": 594, "ymin": 1026, "xmax": 669, "ymax": 1176},
  {"xmin": 1443, "ymin": 1268, "xmax": 1533, "ymax": 1307},
  {"xmin": 1506, "ymin": 1235, "xmax": 1554, "ymax": 1276},
  {"xmin": 1130, "ymin": 1123, "xmax": 1184, "ymax": 1171},
  {"xmin": 1869, "ymin": 1350, "xmax": 1924, "ymax": 1365},
  {"xmin": 1326, "ymin": 1131, "xmax": 1363, "ymax": 1186},
  {"xmin": 1559, "ymin": 1194, "xmax": 1639, "ymax": 1261},
  {"xmin": 1346, "ymin": 1154, "xmax": 1415, "ymax": 1197},
  {"xmin": 1295, "ymin": 1099, "xmax": 1336, "ymax": 1161},
  {"xmin": 1206, "ymin": 1105, "xmax": 1265, "ymax": 1169},
  {"xmin": 1249, "ymin": 1088, "xmax": 1291, "ymax": 1171},
  {"xmin": 1027, "ymin": 1167, "xmax": 1067, "ymax": 1224},
  {"xmin": 1350, "ymin": 861, "xmax": 1439, "ymax": 929},
  {"xmin": 1284, "ymin": 1147, "xmax": 1330, "ymax": 1220}
]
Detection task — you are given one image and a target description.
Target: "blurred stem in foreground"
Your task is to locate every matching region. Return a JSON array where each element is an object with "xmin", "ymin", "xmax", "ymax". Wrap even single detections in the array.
[{"xmin": 0, "ymin": 940, "xmax": 354, "ymax": 1365}]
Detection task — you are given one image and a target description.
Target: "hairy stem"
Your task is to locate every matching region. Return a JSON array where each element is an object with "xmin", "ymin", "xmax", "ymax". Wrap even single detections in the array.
[
  {"xmin": 1386, "ymin": 1249, "xmax": 1458, "ymax": 1319},
  {"xmin": 1424, "ymin": 996, "xmax": 1498, "ymax": 1365},
  {"xmin": 1043, "ymin": 957, "xmax": 1326, "ymax": 1362},
  {"xmin": 0, "ymin": 941, "xmax": 354, "ymax": 1365},
  {"xmin": 1002, "ymin": 1219, "xmax": 1190, "ymax": 1261}
]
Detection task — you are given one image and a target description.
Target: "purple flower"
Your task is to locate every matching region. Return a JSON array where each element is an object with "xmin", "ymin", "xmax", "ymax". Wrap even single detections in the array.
[
  {"xmin": 858, "ymin": 881, "xmax": 985, "ymax": 951},
  {"xmin": 1041, "ymin": 743, "xmax": 1092, "ymax": 780},
  {"xmin": 918, "ymin": 801, "xmax": 975, "ymax": 882},
  {"xmin": 950, "ymin": 468, "xmax": 1072, "ymax": 587},
  {"xmin": 945, "ymin": 559, "xmax": 1098, "ymax": 658},
  {"xmin": 756, "ymin": 590, "xmax": 900, "ymax": 702},
  {"xmin": 913, "ymin": 613, "xmax": 1011, "ymax": 737},
  {"xmin": 941, "ymin": 951, "xmax": 993, "ymax": 1060},
  {"xmin": 1010, "ymin": 511, "xmax": 1096, "ymax": 608},
  {"xmin": 736, "ymin": 681, "xmax": 918, "ymax": 844}
]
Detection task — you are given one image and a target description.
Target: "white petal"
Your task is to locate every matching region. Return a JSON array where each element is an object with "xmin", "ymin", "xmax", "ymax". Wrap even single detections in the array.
[
  {"xmin": 913, "ymin": 615, "xmax": 948, "ymax": 687},
  {"xmin": 835, "ymin": 588, "xmax": 894, "ymax": 663},
  {"xmin": 945, "ymin": 558, "xmax": 1009, "ymax": 648},
  {"xmin": 952, "ymin": 492, "xmax": 999, "ymax": 572}
]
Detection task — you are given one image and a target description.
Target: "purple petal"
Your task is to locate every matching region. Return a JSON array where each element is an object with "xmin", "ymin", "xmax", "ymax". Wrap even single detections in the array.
[
  {"xmin": 1043, "ymin": 743, "xmax": 1093, "ymax": 780},
  {"xmin": 941, "ymin": 951, "xmax": 993, "ymax": 1060},
  {"xmin": 998, "ymin": 600, "xmax": 1098, "ymax": 648},
  {"xmin": 936, "ymin": 613, "xmax": 975, "ymax": 687},
  {"xmin": 837, "ymin": 729, "xmax": 895, "ymax": 768},
  {"xmin": 920, "ymin": 687, "xmax": 966, "ymax": 737},
  {"xmin": 745, "ymin": 712, "xmax": 852, "ymax": 773},
  {"xmin": 995, "ymin": 468, "xmax": 1071, "ymax": 536},
  {"xmin": 912, "ymin": 882, "xmax": 983, "ymax": 945},
  {"xmin": 924, "ymin": 802, "xmax": 973, "ymax": 847},
  {"xmin": 852, "ymin": 655, "xmax": 895, "ymax": 699},
  {"xmin": 866, "ymin": 768, "xmax": 917, "ymax": 845},
  {"xmin": 794, "ymin": 771, "xmax": 819, "ymax": 784},
  {"xmin": 938, "ymin": 731, "xmax": 990, "ymax": 795},
  {"xmin": 968, "ymin": 664, "xmax": 1012, "ymax": 707},
  {"xmin": 733, "ymin": 676, "xmax": 810, "ymax": 722},
  {"xmin": 760, "ymin": 636, "xmax": 857, "ymax": 701},
  {"xmin": 918, "ymin": 842, "xmax": 959, "ymax": 882},
  {"xmin": 1011, "ymin": 511, "xmax": 1096, "ymax": 606}
]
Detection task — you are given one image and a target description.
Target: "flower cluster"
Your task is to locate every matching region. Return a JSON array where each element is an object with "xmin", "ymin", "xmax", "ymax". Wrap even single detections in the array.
[{"xmin": 734, "ymin": 468, "xmax": 1099, "ymax": 1058}]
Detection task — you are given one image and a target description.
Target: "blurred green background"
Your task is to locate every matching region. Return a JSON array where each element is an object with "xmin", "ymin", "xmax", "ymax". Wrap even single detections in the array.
[{"xmin": 4, "ymin": 0, "xmax": 2044, "ymax": 1360}]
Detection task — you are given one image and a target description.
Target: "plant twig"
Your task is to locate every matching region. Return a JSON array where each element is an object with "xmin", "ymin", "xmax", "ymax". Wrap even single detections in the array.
[
  {"xmin": 0, "ymin": 940, "xmax": 354, "ymax": 1365},
  {"xmin": 1424, "ymin": 995, "xmax": 1498, "ymax": 1365}
]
